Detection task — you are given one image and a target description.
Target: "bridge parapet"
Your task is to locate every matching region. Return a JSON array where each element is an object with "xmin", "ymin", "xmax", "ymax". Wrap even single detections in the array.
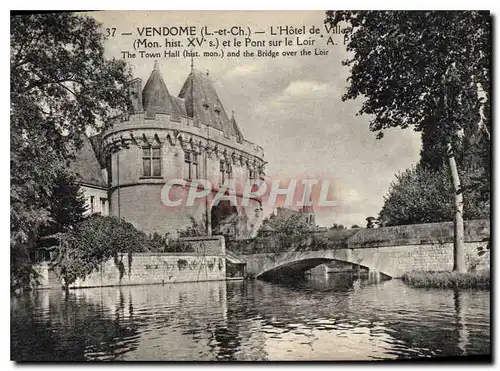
[{"xmin": 228, "ymin": 219, "xmax": 490, "ymax": 255}]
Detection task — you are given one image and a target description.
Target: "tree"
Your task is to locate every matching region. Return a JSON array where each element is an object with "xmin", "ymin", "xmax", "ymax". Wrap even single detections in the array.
[
  {"xmin": 46, "ymin": 170, "xmax": 87, "ymax": 234},
  {"xmin": 259, "ymin": 212, "xmax": 311, "ymax": 252},
  {"xmin": 325, "ymin": 11, "xmax": 490, "ymax": 272},
  {"xmin": 366, "ymin": 217, "xmax": 377, "ymax": 229},
  {"xmin": 379, "ymin": 164, "xmax": 490, "ymax": 226},
  {"xmin": 260, "ymin": 212, "xmax": 310, "ymax": 236},
  {"xmin": 10, "ymin": 12, "xmax": 131, "ymax": 284},
  {"xmin": 329, "ymin": 223, "xmax": 345, "ymax": 229}
]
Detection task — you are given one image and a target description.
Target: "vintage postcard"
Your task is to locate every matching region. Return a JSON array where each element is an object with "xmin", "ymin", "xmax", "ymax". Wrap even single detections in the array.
[{"xmin": 10, "ymin": 10, "xmax": 491, "ymax": 362}]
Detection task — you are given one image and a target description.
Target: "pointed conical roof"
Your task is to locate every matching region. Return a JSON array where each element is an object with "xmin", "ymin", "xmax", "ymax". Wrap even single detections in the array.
[
  {"xmin": 178, "ymin": 69, "xmax": 242, "ymax": 138},
  {"xmin": 142, "ymin": 62, "xmax": 179, "ymax": 117}
]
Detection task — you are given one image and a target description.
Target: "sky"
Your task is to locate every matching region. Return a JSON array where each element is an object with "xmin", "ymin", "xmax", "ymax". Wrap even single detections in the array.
[{"xmin": 90, "ymin": 10, "xmax": 422, "ymax": 228}]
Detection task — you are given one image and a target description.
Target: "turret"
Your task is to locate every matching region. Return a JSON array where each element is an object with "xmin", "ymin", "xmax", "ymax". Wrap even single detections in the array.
[{"xmin": 142, "ymin": 61, "xmax": 180, "ymax": 119}]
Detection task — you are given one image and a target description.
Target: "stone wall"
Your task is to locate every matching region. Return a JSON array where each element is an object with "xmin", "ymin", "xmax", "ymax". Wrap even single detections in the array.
[
  {"xmin": 69, "ymin": 253, "xmax": 226, "ymax": 288},
  {"xmin": 37, "ymin": 236, "xmax": 227, "ymax": 289}
]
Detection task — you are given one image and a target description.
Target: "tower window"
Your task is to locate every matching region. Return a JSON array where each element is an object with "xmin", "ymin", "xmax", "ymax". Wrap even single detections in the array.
[
  {"xmin": 142, "ymin": 146, "xmax": 161, "ymax": 177},
  {"xmin": 106, "ymin": 154, "xmax": 112, "ymax": 184}
]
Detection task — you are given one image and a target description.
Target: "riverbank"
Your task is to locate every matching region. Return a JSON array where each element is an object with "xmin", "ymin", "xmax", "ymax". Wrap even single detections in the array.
[{"xmin": 402, "ymin": 270, "xmax": 490, "ymax": 289}]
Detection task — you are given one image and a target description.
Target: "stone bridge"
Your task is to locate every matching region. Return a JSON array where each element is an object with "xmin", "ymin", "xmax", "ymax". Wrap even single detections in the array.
[{"xmin": 228, "ymin": 220, "xmax": 490, "ymax": 279}]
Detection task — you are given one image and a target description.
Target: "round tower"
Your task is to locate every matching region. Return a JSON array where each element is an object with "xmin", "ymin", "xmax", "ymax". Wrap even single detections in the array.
[{"xmin": 101, "ymin": 62, "xmax": 266, "ymax": 238}]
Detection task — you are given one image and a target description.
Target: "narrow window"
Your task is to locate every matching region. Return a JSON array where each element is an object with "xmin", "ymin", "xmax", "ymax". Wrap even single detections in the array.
[
  {"xmin": 106, "ymin": 154, "xmax": 112, "ymax": 184},
  {"xmin": 192, "ymin": 153, "xmax": 199, "ymax": 179},
  {"xmin": 152, "ymin": 147, "xmax": 161, "ymax": 176},
  {"xmin": 184, "ymin": 151, "xmax": 192, "ymax": 180},
  {"xmin": 220, "ymin": 160, "xmax": 225, "ymax": 185},
  {"xmin": 100, "ymin": 198, "xmax": 107, "ymax": 215},
  {"xmin": 90, "ymin": 196, "xmax": 95, "ymax": 213}
]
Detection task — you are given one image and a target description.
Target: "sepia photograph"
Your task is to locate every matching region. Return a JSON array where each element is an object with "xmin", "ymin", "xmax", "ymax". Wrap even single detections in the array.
[{"xmin": 9, "ymin": 9, "xmax": 491, "ymax": 362}]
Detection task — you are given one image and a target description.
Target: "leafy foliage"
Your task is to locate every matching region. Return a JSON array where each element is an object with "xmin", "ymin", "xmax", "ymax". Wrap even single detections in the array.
[
  {"xmin": 147, "ymin": 232, "xmax": 195, "ymax": 253},
  {"xmin": 379, "ymin": 164, "xmax": 490, "ymax": 226},
  {"xmin": 259, "ymin": 212, "xmax": 311, "ymax": 249},
  {"xmin": 325, "ymin": 11, "xmax": 490, "ymax": 140},
  {"xmin": 12, "ymin": 169, "xmax": 88, "ymax": 291},
  {"xmin": 366, "ymin": 217, "xmax": 378, "ymax": 229},
  {"xmin": 10, "ymin": 259, "xmax": 41, "ymax": 293},
  {"xmin": 53, "ymin": 215, "xmax": 149, "ymax": 287},
  {"xmin": 329, "ymin": 223, "xmax": 345, "ymax": 230},
  {"xmin": 50, "ymin": 215, "xmax": 201, "ymax": 287},
  {"xmin": 11, "ymin": 12, "xmax": 131, "ymax": 287},
  {"xmin": 325, "ymin": 12, "xmax": 490, "ymax": 267},
  {"xmin": 39, "ymin": 170, "xmax": 87, "ymax": 243},
  {"xmin": 260, "ymin": 212, "xmax": 310, "ymax": 235}
]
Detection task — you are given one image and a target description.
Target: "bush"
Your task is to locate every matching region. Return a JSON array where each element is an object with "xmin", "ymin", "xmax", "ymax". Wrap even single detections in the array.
[
  {"xmin": 402, "ymin": 270, "xmax": 490, "ymax": 290},
  {"xmin": 147, "ymin": 232, "xmax": 195, "ymax": 253},
  {"xmin": 53, "ymin": 215, "xmax": 150, "ymax": 287}
]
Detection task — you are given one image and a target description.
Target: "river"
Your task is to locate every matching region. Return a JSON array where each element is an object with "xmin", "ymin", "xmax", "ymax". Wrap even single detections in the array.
[{"xmin": 10, "ymin": 274, "xmax": 490, "ymax": 361}]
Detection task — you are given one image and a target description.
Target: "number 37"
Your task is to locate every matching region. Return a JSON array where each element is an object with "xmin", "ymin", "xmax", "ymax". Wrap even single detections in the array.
[{"xmin": 105, "ymin": 28, "xmax": 116, "ymax": 37}]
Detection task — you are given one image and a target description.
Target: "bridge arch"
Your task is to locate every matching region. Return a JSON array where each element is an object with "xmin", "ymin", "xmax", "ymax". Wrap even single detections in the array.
[
  {"xmin": 257, "ymin": 257, "xmax": 380, "ymax": 280},
  {"xmin": 245, "ymin": 250, "xmax": 399, "ymax": 279}
]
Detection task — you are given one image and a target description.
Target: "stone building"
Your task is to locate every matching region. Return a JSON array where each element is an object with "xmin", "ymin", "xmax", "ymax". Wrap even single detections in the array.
[
  {"xmin": 68, "ymin": 135, "xmax": 109, "ymax": 216},
  {"xmin": 71, "ymin": 62, "xmax": 266, "ymax": 239}
]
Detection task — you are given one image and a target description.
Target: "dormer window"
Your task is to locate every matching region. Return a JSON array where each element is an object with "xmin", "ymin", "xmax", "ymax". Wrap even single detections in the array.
[
  {"xmin": 202, "ymin": 99, "xmax": 209, "ymax": 110},
  {"xmin": 214, "ymin": 102, "xmax": 221, "ymax": 114}
]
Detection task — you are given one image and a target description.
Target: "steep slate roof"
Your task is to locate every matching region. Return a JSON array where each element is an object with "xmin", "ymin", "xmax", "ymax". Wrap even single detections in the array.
[
  {"xmin": 178, "ymin": 69, "xmax": 242, "ymax": 138},
  {"xmin": 142, "ymin": 62, "xmax": 180, "ymax": 119},
  {"xmin": 172, "ymin": 96, "xmax": 187, "ymax": 117},
  {"xmin": 88, "ymin": 132, "xmax": 106, "ymax": 169},
  {"xmin": 68, "ymin": 135, "xmax": 107, "ymax": 188}
]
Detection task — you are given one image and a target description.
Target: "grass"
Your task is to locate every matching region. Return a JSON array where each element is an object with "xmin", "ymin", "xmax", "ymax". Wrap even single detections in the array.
[{"xmin": 402, "ymin": 270, "xmax": 490, "ymax": 290}]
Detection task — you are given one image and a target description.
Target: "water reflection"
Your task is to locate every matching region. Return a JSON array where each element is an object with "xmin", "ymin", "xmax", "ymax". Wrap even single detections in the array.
[{"xmin": 11, "ymin": 274, "xmax": 490, "ymax": 361}]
